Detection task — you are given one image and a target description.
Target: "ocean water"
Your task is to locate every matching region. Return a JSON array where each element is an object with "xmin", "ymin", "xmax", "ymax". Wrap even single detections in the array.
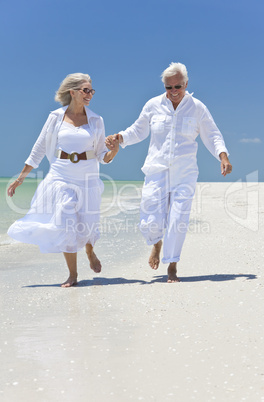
[{"xmin": 0, "ymin": 178, "xmax": 144, "ymax": 247}]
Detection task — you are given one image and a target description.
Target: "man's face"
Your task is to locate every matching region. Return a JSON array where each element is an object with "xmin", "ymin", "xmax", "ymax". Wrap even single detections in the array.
[{"xmin": 164, "ymin": 73, "xmax": 188, "ymax": 108}]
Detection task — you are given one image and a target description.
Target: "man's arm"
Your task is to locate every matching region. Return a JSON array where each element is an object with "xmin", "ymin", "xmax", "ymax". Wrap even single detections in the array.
[{"xmin": 106, "ymin": 101, "xmax": 151, "ymax": 150}]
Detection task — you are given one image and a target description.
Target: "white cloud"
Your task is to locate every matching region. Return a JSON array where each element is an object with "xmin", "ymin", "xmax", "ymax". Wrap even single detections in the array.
[{"xmin": 239, "ymin": 138, "xmax": 262, "ymax": 144}]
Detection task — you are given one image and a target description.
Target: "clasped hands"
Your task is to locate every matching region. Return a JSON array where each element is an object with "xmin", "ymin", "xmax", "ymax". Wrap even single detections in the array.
[{"xmin": 105, "ymin": 133, "xmax": 123, "ymax": 150}]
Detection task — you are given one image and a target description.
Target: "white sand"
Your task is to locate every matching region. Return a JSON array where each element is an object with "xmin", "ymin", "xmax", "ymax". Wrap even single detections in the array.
[{"xmin": 0, "ymin": 182, "xmax": 264, "ymax": 402}]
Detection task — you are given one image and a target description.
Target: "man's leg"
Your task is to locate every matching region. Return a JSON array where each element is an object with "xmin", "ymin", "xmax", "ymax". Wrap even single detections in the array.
[
  {"xmin": 162, "ymin": 182, "xmax": 196, "ymax": 280},
  {"xmin": 139, "ymin": 172, "xmax": 169, "ymax": 270},
  {"xmin": 167, "ymin": 262, "xmax": 180, "ymax": 283}
]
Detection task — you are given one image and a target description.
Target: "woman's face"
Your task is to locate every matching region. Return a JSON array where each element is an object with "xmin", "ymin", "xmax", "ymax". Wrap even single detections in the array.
[{"xmin": 71, "ymin": 81, "xmax": 94, "ymax": 106}]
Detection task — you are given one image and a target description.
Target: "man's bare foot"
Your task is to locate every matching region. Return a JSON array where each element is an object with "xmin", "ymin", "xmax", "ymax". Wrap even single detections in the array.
[
  {"xmin": 149, "ymin": 240, "xmax": 162, "ymax": 270},
  {"xmin": 61, "ymin": 276, "xmax": 78, "ymax": 288},
  {"xmin": 167, "ymin": 263, "xmax": 180, "ymax": 283},
  {"xmin": 86, "ymin": 245, "xmax": 102, "ymax": 273}
]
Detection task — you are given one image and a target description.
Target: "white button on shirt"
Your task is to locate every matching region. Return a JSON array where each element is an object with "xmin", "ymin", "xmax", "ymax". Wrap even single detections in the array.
[{"xmin": 120, "ymin": 92, "xmax": 228, "ymax": 181}]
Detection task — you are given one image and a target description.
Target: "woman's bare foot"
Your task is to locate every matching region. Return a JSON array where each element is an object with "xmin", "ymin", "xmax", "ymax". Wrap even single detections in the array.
[
  {"xmin": 62, "ymin": 253, "xmax": 77, "ymax": 287},
  {"xmin": 149, "ymin": 240, "xmax": 162, "ymax": 270},
  {"xmin": 61, "ymin": 276, "xmax": 78, "ymax": 288},
  {"xmin": 167, "ymin": 263, "xmax": 180, "ymax": 283},
  {"xmin": 87, "ymin": 252, "xmax": 102, "ymax": 273},
  {"xmin": 86, "ymin": 244, "xmax": 102, "ymax": 273}
]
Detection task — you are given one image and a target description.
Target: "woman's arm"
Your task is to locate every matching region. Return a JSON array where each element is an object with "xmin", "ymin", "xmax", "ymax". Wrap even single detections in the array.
[
  {"xmin": 7, "ymin": 164, "xmax": 34, "ymax": 197},
  {"xmin": 94, "ymin": 116, "xmax": 119, "ymax": 164},
  {"xmin": 103, "ymin": 139, "xmax": 119, "ymax": 163},
  {"xmin": 25, "ymin": 113, "xmax": 55, "ymax": 168},
  {"xmin": 105, "ymin": 133, "xmax": 123, "ymax": 150}
]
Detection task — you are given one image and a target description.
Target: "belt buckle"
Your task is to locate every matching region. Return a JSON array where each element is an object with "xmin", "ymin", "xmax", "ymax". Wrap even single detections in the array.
[{"xmin": 69, "ymin": 152, "xmax": 79, "ymax": 163}]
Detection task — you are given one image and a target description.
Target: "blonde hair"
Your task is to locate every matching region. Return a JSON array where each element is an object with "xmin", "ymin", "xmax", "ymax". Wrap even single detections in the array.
[
  {"xmin": 161, "ymin": 62, "xmax": 188, "ymax": 83},
  {"xmin": 55, "ymin": 73, "xmax": 92, "ymax": 106}
]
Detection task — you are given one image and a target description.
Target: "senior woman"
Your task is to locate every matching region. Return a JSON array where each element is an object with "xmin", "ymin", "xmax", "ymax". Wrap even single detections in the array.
[{"xmin": 7, "ymin": 73, "xmax": 118, "ymax": 287}]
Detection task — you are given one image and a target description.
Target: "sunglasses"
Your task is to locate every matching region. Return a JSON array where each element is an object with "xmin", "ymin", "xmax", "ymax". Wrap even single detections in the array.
[
  {"xmin": 165, "ymin": 85, "xmax": 184, "ymax": 90},
  {"xmin": 76, "ymin": 88, "xmax": 95, "ymax": 95}
]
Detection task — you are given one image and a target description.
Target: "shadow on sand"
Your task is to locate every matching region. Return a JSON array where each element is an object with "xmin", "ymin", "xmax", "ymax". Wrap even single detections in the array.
[
  {"xmin": 151, "ymin": 273, "xmax": 257, "ymax": 283},
  {"xmin": 23, "ymin": 273, "xmax": 257, "ymax": 288}
]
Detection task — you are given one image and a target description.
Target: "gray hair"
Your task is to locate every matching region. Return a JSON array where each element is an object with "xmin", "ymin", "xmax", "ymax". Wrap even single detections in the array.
[
  {"xmin": 55, "ymin": 73, "xmax": 92, "ymax": 106},
  {"xmin": 161, "ymin": 62, "xmax": 188, "ymax": 84}
]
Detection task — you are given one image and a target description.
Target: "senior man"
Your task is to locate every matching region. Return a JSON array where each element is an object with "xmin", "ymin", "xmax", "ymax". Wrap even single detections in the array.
[{"xmin": 106, "ymin": 62, "xmax": 232, "ymax": 282}]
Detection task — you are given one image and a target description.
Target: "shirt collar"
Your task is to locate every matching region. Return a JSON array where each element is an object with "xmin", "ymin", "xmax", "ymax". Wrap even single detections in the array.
[{"xmin": 162, "ymin": 90, "xmax": 193, "ymax": 109}]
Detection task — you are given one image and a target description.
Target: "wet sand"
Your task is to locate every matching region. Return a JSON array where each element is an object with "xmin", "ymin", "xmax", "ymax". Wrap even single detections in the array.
[{"xmin": 0, "ymin": 183, "xmax": 264, "ymax": 401}]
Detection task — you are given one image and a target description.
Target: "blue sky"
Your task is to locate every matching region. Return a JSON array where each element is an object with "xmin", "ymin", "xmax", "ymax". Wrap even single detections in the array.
[{"xmin": 0, "ymin": 0, "xmax": 263, "ymax": 182}]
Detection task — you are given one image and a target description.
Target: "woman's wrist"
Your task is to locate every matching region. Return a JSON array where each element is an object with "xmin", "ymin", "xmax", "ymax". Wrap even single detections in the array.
[
  {"xmin": 104, "ymin": 148, "xmax": 118, "ymax": 163},
  {"xmin": 111, "ymin": 148, "xmax": 119, "ymax": 156},
  {"xmin": 16, "ymin": 178, "xmax": 24, "ymax": 184}
]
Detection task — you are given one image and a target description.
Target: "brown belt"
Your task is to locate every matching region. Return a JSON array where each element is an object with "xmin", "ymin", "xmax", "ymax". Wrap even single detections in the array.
[{"xmin": 55, "ymin": 149, "xmax": 95, "ymax": 163}]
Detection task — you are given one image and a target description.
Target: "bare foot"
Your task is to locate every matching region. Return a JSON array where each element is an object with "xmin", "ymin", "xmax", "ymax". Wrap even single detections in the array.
[
  {"xmin": 88, "ymin": 251, "xmax": 102, "ymax": 273},
  {"xmin": 149, "ymin": 240, "xmax": 162, "ymax": 270},
  {"xmin": 86, "ymin": 251, "xmax": 102, "ymax": 274},
  {"xmin": 167, "ymin": 263, "xmax": 180, "ymax": 283},
  {"xmin": 86, "ymin": 245, "xmax": 102, "ymax": 273},
  {"xmin": 61, "ymin": 276, "xmax": 78, "ymax": 288}
]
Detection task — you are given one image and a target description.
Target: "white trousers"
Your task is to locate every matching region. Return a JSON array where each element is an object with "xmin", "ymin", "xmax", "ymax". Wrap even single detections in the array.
[{"xmin": 139, "ymin": 170, "xmax": 197, "ymax": 263}]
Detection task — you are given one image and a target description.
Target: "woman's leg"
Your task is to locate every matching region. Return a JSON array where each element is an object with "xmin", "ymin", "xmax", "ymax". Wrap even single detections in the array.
[
  {"xmin": 61, "ymin": 252, "xmax": 78, "ymax": 287},
  {"xmin": 86, "ymin": 243, "xmax": 102, "ymax": 273}
]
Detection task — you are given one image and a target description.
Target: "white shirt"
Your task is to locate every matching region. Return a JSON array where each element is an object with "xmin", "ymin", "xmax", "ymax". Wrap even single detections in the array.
[
  {"xmin": 25, "ymin": 106, "xmax": 108, "ymax": 169},
  {"xmin": 120, "ymin": 92, "xmax": 229, "ymax": 178}
]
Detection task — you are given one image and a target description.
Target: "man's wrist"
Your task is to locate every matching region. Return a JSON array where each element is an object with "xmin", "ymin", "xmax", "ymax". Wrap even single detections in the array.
[{"xmin": 118, "ymin": 135, "xmax": 123, "ymax": 144}]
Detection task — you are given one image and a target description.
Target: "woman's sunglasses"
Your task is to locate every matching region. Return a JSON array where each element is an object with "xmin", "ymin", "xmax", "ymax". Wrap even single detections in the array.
[{"xmin": 76, "ymin": 88, "xmax": 95, "ymax": 95}]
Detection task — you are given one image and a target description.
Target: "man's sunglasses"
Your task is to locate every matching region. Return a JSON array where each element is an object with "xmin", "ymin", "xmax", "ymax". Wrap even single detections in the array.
[{"xmin": 165, "ymin": 85, "xmax": 184, "ymax": 90}]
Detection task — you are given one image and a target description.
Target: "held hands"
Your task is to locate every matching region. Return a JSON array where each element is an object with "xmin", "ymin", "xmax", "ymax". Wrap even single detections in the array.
[
  {"xmin": 105, "ymin": 134, "xmax": 122, "ymax": 151},
  {"xmin": 103, "ymin": 134, "xmax": 121, "ymax": 163},
  {"xmin": 219, "ymin": 153, "xmax": 232, "ymax": 176}
]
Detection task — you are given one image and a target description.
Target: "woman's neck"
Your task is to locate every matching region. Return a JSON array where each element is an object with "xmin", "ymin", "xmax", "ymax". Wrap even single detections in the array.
[{"xmin": 66, "ymin": 102, "xmax": 85, "ymax": 116}]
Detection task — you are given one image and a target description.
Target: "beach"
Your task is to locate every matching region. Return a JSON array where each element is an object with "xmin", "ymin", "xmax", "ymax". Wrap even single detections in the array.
[{"xmin": 0, "ymin": 180, "xmax": 264, "ymax": 401}]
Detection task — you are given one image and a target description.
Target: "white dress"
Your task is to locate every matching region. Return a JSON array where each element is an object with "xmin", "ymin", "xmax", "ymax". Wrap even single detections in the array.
[{"xmin": 8, "ymin": 122, "xmax": 104, "ymax": 253}]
